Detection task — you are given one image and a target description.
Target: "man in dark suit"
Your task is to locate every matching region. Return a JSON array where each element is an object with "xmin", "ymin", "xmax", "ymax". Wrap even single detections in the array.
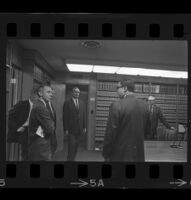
[
  {"xmin": 63, "ymin": 87, "xmax": 86, "ymax": 161},
  {"xmin": 7, "ymin": 90, "xmax": 39, "ymax": 161},
  {"xmin": 147, "ymin": 96, "xmax": 175, "ymax": 140},
  {"xmin": 28, "ymin": 85, "xmax": 57, "ymax": 161},
  {"xmin": 102, "ymin": 80, "xmax": 150, "ymax": 162}
]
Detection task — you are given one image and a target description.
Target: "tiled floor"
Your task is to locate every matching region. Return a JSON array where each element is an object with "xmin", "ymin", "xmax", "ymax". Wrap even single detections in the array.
[{"xmin": 53, "ymin": 141, "xmax": 187, "ymax": 162}]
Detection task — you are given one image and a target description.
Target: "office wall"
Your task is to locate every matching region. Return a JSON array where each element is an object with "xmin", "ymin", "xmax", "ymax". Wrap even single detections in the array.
[{"xmin": 51, "ymin": 83, "xmax": 66, "ymax": 151}]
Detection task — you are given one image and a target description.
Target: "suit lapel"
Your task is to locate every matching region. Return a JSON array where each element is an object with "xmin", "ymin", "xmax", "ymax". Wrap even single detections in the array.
[
  {"xmin": 39, "ymin": 99, "xmax": 55, "ymax": 121},
  {"xmin": 51, "ymin": 103, "xmax": 56, "ymax": 122},
  {"xmin": 71, "ymin": 98, "xmax": 79, "ymax": 112},
  {"xmin": 26, "ymin": 100, "xmax": 31, "ymax": 113}
]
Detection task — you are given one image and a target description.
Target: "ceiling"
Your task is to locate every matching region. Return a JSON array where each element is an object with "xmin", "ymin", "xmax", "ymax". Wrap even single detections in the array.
[{"xmin": 17, "ymin": 39, "xmax": 188, "ymax": 72}]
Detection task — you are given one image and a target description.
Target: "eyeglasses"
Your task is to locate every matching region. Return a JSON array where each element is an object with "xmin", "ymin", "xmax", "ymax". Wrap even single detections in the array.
[{"xmin": 116, "ymin": 86, "xmax": 123, "ymax": 89}]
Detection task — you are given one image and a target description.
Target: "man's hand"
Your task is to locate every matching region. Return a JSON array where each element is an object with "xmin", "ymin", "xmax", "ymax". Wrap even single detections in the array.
[
  {"xmin": 170, "ymin": 127, "xmax": 175, "ymax": 131},
  {"xmin": 65, "ymin": 130, "xmax": 69, "ymax": 135},
  {"xmin": 17, "ymin": 126, "xmax": 26, "ymax": 133}
]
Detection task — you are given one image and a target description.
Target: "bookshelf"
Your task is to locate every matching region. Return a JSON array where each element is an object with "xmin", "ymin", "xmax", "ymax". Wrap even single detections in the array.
[
  {"xmin": 94, "ymin": 78, "xmax": 187, "ymax": 145},
  {"xmin": 95, "ymin": 81, "xmax": 151, "ymax": 143},
  {"xmin": 95, "ymin": 81, "xmax": 119, "ymax": 143}
]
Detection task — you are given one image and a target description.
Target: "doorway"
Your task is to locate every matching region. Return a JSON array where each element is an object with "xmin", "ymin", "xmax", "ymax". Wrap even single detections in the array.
[{"xmin": 65, "ymin": 84, "xmax": 89, "ymax": 149}]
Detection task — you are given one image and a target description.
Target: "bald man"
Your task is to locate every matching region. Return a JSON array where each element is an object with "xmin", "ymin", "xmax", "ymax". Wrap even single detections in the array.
[
  {"xmin": 28, "ymin": 85, "xmax": 57, "ymax": 161},
  {"xmin": 147, "ymin": 96, "xmax": 175, "ymax": 140}
]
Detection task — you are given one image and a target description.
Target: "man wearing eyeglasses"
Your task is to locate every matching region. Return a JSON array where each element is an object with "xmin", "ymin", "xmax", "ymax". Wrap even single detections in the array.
[
  {"xmin": 63, "ymin": 87, "xmax": 86, "ymax": 161},
  {"xmin": 102, "ymin": 80, "xmax": 150, "ymax": 162}
]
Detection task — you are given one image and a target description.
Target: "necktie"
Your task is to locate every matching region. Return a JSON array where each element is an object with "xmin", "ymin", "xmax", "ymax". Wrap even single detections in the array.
[
  {"xmin": 46, "ymin": 102, "xmax": 54, "ymax": 119},
  {"xmin": 76, "ymin": 99, "xmax": 79, "ymax": 109}
]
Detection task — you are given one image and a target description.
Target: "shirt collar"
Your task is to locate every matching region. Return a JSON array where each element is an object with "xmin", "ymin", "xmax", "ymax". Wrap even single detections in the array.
[
  {"xmin": 29, "ymin": 99, "xmax": 33, "ymax": 107},
  {"xmin": 39, "ymin": 97, "xmax": 47, "ymax": 107},
  {"xmin": 72, "ymin": 97, "xmax": 78, "ymax": 102}
]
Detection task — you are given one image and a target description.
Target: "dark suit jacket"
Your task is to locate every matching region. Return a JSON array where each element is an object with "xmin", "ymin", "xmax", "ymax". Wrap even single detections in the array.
[
  {"xmin": 149, "ymin": 105, "xmax": 171, "ymax": 139},
  {"xmin": 102, "ymin": 95, "xmax": 150, "ymax": 162},
  {"xmin": 63, "ymin": 98, "xmax": 86, "ymax": 135},
  {"xmin": 28, "ymin": 99, "xmax": 56, "ymax": 161},
  {"xmin": 7, "ymin": 100, "xmax": 30, "ymax": 143},
  {"xmin": 49, "ymin": 102, "xmax": 57, "ymax": 154}
]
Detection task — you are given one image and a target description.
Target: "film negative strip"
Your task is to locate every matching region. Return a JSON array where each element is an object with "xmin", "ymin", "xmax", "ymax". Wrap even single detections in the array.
[{"xmin": 0, "ymin": 13, "xmax": 191, "ymax": 189}]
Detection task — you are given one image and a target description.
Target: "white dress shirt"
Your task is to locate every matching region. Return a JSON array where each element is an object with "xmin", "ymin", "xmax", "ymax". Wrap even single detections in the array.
[{"xmin": 72, "ymin": 98, "xmax": 79, "ymax": 108}]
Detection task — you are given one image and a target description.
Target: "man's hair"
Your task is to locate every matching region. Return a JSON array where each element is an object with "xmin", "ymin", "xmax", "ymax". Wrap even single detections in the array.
[
  {"xmin": 72, "ymin": 86, "xmax": 80, "ymax": 92},
  {"xmin": 30, "ymin": 88, "xmax": 37, "ymax": 96},
  {"xmin": 120, "ymin": 79, "xmax": 134, "ymax": 92},
  {"xmin": 36, "ymin": 84, "xmax": 52, "ymax": 97}
]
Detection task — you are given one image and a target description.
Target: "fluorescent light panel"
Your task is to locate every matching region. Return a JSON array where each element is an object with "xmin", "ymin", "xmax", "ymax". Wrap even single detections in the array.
[
  {"xmin": 117, "ymin": 67, "xmax": 188, "ymax": 79},
  {"xmin": 93, "ymin": 65, "xmax": 120, "ymax": 73},
  {"xmin": 66, "ymin": 63, "xmax": 187, "ymax": 79},
  {"xmin": 66, "ymin": 64, "xmax": 93, "ymax": 72}
]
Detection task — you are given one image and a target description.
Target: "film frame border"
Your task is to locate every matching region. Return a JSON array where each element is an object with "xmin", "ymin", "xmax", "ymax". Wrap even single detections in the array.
[{"xmin": 0, "ymin": 13, "xmax": 190, "ymax": 189}]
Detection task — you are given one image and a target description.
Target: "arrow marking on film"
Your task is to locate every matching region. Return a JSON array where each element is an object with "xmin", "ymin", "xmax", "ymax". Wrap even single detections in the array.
[
  {"xmin": 169, "ymin": 179, "xmax": 187, "ymax": 187},
  {"xmin": 70, "ymin": 179, "xmax": 88, "ymax": 187}
]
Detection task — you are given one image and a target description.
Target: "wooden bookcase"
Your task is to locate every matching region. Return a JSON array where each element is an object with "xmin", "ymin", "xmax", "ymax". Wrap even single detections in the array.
[{"xmin": 94, "ymin": 75, "xmax": 187, "ymax": 146}]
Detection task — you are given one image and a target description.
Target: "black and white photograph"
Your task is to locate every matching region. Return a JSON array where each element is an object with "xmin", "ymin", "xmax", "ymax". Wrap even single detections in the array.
[{"xmin": 6, "ymin": 39, "xmax": 188, "ymax": 162}]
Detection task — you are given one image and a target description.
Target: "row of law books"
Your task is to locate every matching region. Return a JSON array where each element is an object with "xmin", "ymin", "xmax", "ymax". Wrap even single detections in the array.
[
  {"xmin": 97, "ymin": 90, "xmax": 118, "ymax": 97},
  {"xmin": 157, "ymin": 104, "xmax": 177, "ymax": 109},
  {"xmin": 177, "ymin": 96, "xmax": 187, "ymax": 101},
  {"xmin": 157, "ymin": 100, "xmax": 177, "ymax": 105},
  {"xmin": 134, "ymin": 84, "xmax": 178, "ymax": 94},
  {"xmin": 134, "ymin": 83, "xmax": 150, "ymax": 93},
  {"xmin": 96, "ymin": 127, "xmax": 106, "ymax": 131},
  {"xmin": 96, "ymin": 96, "xmax": 118, "ymax": 102},
  {"xmin": 96, "ymin": 112, "xmax": 109, "ymax": 117},
  {"xmin": 96, "ymin": 121, "xmax": 107, "ymax": 127},
  {"xmin": 96, "ymin": 101, "xmax": 113, "ymax": 107},
  {"xmin": 179, "ymin": 86, "xmax": 187, "ymax": 95},
  {"xmin": 154, "ymin": 94, "xmax": 177, "ymax": 99},
  {"xmin": 96, "ymin": 106, "xmax": 110, "ymax": 111},
  {"xmin": 157, "ymin": 85, "xmax": 177, "ymax": 94},
  {"xmin": 97, "ymin": 81, "xmax": 118, "ymax": 91}
]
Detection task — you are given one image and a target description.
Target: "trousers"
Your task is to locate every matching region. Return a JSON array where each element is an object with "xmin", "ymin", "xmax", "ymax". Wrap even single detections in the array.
[{"xmin": 67, "ymin": 133, "xmax": 81, "ymax": 161}]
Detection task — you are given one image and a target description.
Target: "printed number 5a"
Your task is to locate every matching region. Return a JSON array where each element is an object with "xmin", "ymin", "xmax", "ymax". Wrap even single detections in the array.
[
  {"xmin": 0, "ymin": 179, "xmax": 6, "ymax": 187},
  {"xmin": 90, "ymin": 179, "xmax": 104, "ymax": 187}
]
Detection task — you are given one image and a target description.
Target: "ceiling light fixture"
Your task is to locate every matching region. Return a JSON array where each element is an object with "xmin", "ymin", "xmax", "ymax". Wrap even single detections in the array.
[
  {"xmin": 93, "ymin": 65, "xmax": 120, "ymax": 73},
  {"xmin": 117, "ymin": 67, "xmax": 188, "ymax": 79},
  {"xmin": 81, "ymin": 41, "xmax": 102, "ymax": 49},
  {"xmin": 66, "ymin": 64, "xmax": 93, "ymax": 72},
  {"xmin": 66, "ymin": 62, "xmax": 187, "ymax": 79}
]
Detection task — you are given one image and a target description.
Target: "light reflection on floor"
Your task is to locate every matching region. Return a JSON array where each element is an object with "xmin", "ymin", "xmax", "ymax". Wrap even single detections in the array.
[{"xmin": 53, "ymin": 141, "xmax": 187, "ymax": 162}]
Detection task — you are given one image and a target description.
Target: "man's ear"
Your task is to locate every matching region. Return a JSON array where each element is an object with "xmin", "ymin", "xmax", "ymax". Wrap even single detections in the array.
[
  {"xmin": 38, "ymin": 91, "xmax": 42, "ymax": 97},
  {"xmin": 124, "ymin": 86, "xmax": 128, "ymax": 92}
]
